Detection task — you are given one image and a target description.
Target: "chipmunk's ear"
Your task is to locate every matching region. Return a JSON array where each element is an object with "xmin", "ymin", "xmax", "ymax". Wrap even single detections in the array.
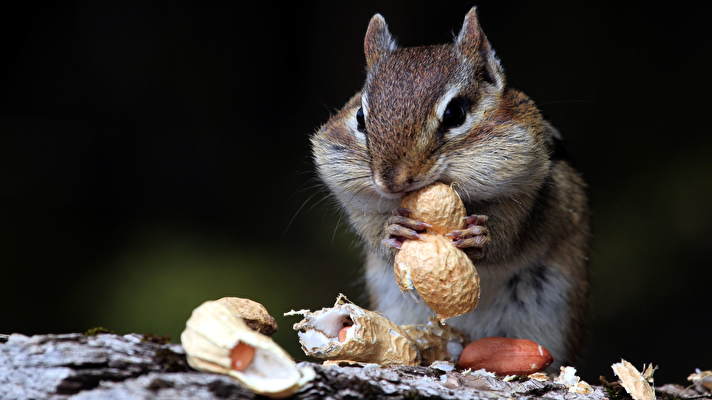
[
  {"xmin": 364, "ymin": 14, "xmax": 397, "ymax": 69},
  {"xmin": 455, "ymin": 7, "xmax": 505, "ymax": 89}
]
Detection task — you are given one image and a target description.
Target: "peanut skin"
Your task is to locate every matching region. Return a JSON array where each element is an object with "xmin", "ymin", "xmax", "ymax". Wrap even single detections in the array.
[
  {"xmin": 230, "ymin": 341, "xmax": 256, "ymax": 371},
  {"xmin": 456, "ymin": 337, "xmax": 553, "ymax": 375},
  {"xmin": 338, "ymin": 326, "xmax": 351, "ymax": 342}
]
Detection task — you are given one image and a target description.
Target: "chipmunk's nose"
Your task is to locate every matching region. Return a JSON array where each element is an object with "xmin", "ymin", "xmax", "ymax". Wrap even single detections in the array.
[{"xmin": 373, "ymin": 164, "xmax": 413, "ymax": 195}]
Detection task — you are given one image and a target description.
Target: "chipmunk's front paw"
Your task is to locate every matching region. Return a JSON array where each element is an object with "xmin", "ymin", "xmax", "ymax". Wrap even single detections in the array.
[
  {"xmin": 445, "ymin": 214, "xmax": 489, "ymax": 259},
  {"xmin": 381, "ymin": 208, "xmax": 431, "ymax": 250}
]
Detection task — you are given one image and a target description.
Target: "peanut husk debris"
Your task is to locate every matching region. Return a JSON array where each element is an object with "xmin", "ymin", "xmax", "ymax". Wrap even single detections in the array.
[
  {"xmin": 554, "ymin": 366, "xmax": 594, "ymax": 394},
  {"xmin": 287, "ymin": 294, "xmax": 468, "ymax": 366},
  {"xmin": 611, "ymin": 359, "xmax": 656, "ymax": 400},
  {"xmin": 688, "ymin": 370, "xmax": 712, "ymax": 391},
  {"xmin": 394, "ymin": 182, "xmax": 480, "ymax": 322},
  {"xmin": 399, "ymin": 321, "xmax": 469, "ymax": 364},
  {"xmin": 181, "ymin": 297, "xmax": 314, "ymax": 399}
]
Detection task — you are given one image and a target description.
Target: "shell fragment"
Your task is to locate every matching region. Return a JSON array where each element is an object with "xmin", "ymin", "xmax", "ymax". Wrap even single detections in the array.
[
  {"xmin": 288, "ymin": 295, "xmax": 468, "ymax": 366},
  {"xmin": 181, "ymin": 297, "xmax": 314, "ymax": 398}
]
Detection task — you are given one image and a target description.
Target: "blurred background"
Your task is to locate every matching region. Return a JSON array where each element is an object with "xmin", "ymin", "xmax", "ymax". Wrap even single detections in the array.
[{"xmin": 2, "ymin": 1, "xmax": 711, "ymax": 383}]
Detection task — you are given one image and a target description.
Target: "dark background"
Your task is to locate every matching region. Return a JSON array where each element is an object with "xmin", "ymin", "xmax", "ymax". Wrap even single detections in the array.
[{"xmin": 3, "ymin": 1, "xmax": 711, "ymax": 383}]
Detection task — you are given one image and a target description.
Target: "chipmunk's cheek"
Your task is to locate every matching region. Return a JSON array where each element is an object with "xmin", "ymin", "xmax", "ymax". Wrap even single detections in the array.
[
  {"xmin": 323, "ymin": 124, "xmax": 359, "ymax": 150},
  {"xmin": 353, "ymin": 130, "xmax": 366, "ymax": 144}
]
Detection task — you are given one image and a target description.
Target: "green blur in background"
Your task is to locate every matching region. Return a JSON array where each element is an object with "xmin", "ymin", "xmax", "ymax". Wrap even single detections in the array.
[{"xmin": 76, "ymin": 224, "xmax": 363, "ymax": 359}]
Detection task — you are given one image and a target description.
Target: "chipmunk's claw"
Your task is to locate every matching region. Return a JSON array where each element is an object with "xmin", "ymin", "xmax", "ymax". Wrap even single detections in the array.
[
  {"xmin": 385, "ymin": 223, "xmax": 421, "ymax": 241},
  {"xmin": 464, "ymin": 214, "xmax": 488, "ymax": 226},
  {"xmin": 383, "ymin": 208, "xmax": 430, "ymax": 250},
  {"xmin": 446, "ymin": 214, "xmax": 489, "ymax": 258}
]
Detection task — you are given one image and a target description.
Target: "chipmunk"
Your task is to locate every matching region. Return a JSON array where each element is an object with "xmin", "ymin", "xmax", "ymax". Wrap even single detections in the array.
[{"xmin": 311, "ymin": 7, "xmax": 590, "ymax": 366}]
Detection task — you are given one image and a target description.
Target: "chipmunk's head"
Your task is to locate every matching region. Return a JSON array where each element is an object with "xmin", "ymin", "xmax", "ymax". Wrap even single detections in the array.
[{"xmin": 313, "ymin": 8, "xmax": 551, "ymax": 210}]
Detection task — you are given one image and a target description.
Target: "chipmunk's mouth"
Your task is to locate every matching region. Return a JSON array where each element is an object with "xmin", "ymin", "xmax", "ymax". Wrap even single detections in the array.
[
  {"xmin": 371, "ymin": 174, "xmax": 431, "ymax": 199},
  {"xmin": 371, "ymin": 156, "xmax": 449, "ymax": 199},
  {"xmin": 372, "ymin": 185, "xmax": 405, "ymax": 199}
]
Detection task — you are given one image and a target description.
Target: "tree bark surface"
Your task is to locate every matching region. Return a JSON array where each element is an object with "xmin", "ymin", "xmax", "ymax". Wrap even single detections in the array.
[{"xmin": 0, "ymin": 333, "xmax": 707, "ymax": 400}]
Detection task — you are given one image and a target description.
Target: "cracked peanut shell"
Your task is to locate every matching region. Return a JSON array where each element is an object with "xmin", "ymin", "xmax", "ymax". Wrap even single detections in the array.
[
  {"xmin": 181, "ymin": 298, "xmax": 314, "ymax": 398},
  {"xmin": 215, "ymin": 297, "xmax": 278, "ymax": 336},
  {"xmin": 287, "ymin": 295, "xmax": 419, "ymax": 366}
]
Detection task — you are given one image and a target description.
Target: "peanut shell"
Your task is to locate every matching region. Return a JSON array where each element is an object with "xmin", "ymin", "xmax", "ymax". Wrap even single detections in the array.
[
  {"xmin": 216, "ymin": 297, "xmax": 278, "ymax": 336},
  {"xmin": 394, "ymin": 234, "xmax": 480, "ymax": 321},
  {"xmin": 400, "ymin": 183, "xmax": 465, "ymax": 234},
  {"xmin": 288, "ymin": 295, "xmax": 419, "ymax": 366},
  {"xmin": 181, "ymin": 298, "xmax": 314, "ymax": 398}
]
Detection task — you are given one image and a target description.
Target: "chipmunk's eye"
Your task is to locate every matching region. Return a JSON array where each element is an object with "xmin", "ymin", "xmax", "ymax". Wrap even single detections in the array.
[
  {"xmin": 356, "ymin": 107, "xmax": 366, "ymax": 133},
  {"xmin": 441, "ymin": 96, "xmax": 470, "ymax": 131}
]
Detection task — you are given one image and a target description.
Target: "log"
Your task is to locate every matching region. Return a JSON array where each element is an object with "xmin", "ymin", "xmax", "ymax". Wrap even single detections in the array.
[{"xmin": 0, "ymin": 332, "xmax": 707, "ymax": 399}]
